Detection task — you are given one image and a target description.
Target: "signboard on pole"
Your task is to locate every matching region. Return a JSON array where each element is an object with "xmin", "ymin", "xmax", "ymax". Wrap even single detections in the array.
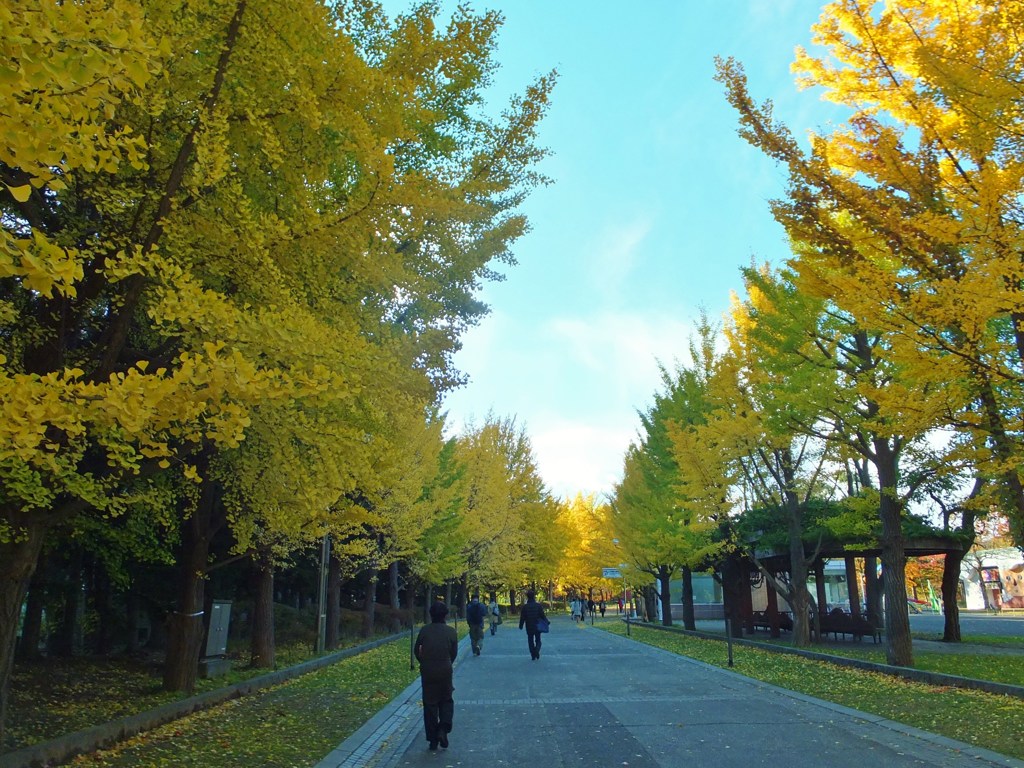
[{"xmin": 602, "ymin": 567, "xmax": 622, "ymax": 579}]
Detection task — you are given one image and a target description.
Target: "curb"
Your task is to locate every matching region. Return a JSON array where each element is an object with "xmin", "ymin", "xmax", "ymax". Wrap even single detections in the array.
[{"xmin": 1, "ymin": 632, "xmax": 406, "ymax": 768}]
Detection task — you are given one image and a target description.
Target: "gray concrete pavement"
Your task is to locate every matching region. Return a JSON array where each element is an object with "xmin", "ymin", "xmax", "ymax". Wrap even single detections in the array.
[{"xmin": 315, "ymin": 615, "xmax": 1024, "ymax": 768}]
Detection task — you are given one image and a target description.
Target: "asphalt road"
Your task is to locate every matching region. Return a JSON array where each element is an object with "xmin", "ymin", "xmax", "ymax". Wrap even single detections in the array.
[{"xmin": 910, "ymin": 612, "xmax": 1024, "ymax": 639}]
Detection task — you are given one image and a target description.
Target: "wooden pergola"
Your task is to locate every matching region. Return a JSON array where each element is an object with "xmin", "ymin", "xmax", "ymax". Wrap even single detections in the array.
[{"xmin": 732, "ymin": 536, "xmax": 963, "ymax": 639}]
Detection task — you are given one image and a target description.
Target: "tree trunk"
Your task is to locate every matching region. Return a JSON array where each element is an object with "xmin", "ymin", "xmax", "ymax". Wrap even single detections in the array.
[
  {"xmin": 18, "ymin": 551, "xmax": 47, "ymax": 661},
  {"xmin": 0, "ymin": 521, "xmax": 47, "ymax": 745},
  {"xmin": 765, "ymin": 577, "xmax": 781, "ymax": 639},
  {"xmin": 720, "ymin": 556, "xmax": 745, "ymax": 638},
  {"xmin": 640, "ymin": 584, "xmax": 655, "ymax": 621},
  {"xmin": 361, "ymin": 568, "xmax": 377, "ymax": 639},
  {"xmin": 325, "ymin": 551, "xmax": 341, "ymax": 650},
  {"xmin": 864, "ymin": 556, "xmax": 882, "ymax": 626},
  {"xmin": 508, "ymin": 588, "xmax": 517, "ymax": 611},
  {"xmin": 845, "ymin": 556, "xmax": 861, "ymax": 617},
  {"xmin": 658, "ymin": 565, "xmax": 673, "ymax": 626},
  {"xmin": 680, "ymin": 566, "xmax": 695, "ymax": 630},
  {"xmin": 249, "ymin": 553, "xmax": 275, "ymax": 668},
  {"xmin": 126, "ymin": 586, "xmax": 141, "ymax": 654},
  {"xmin": 403, "ymin": 573, "xmax": 416, "ymax": 628},
  {"xmin": 941, "ymin": 548, "xmax": 965, "ymax": 643},
  {"xmin": 52, "ymin": 548, "xmax": 83, "ymax": 657},
  {"xmin": 456, "ymin": 573, "xmax": 467, "ymax": 618},
  {"xmin": 92, "ymin": 560, "xmax": 116, "ymax": 656},
  {"xmin": 388, "ymin": 561, "xmax": 402, "ymax": 632},
  {"xmin": 977, "ymin": 372, "xmax": 1024, "ymax": 543},
  {"xmin": 876, "ymin": 440, "xmax": 913, "ymax": 667},
  {"xmin": 163, "ymin": 463, "xmax": 221, "ymax": 692},
  {"xmin": 785, "ymin": 484, "xmax": 811, "ymax": 646}
]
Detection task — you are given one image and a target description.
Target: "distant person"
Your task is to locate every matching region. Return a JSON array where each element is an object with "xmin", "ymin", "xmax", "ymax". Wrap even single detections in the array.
[
  {"xmin": 571, "ymin": 598, "xmax": 582, "ymax": 623},
  {"xmin": 519, "ymin": 589, "xmax": 548, "ymax": 660},
  {"xmin": 599, "ymin": 600, "xmax": 606, "ymax": 617},
  {"xmin": 415, "ymin": 601, "xmax": 458, "ymax": 751},
  {"xmin": 617, "ymin": 597, "xmax": 623, "ymax": 615},
  {"xmin": 466, "ymin": 593, "xmax": 487, "ymax": 656},
  {"xmin": 587, "ymin": 598, "xmax": 596, "ymax": 618},
  {"xmin": 489, "ymin": 598, "xmax": 501, "ymax": 635}
]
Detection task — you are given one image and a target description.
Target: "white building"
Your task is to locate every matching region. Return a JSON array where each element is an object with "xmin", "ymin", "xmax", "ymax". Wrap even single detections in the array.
[{"xmin": 960, "ymin": 547, "xmax": 1024, "ymax": 610}]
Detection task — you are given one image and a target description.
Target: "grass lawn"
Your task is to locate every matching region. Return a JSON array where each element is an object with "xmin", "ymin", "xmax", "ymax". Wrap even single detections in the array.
[{"xmin": 599, "ymin": 622, "xmax": 1022, "ymax": 761}]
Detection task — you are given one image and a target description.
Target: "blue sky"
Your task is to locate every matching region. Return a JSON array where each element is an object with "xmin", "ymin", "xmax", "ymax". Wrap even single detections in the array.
[{"xmin": 424, "ymin": 2, "xmax": 843, "ymax": 500}]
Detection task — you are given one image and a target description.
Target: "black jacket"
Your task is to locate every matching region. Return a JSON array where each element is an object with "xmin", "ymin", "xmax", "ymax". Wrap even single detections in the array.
[{"xmin": 519, "ymin": 599, "xmax": 546, "ymax": 632}]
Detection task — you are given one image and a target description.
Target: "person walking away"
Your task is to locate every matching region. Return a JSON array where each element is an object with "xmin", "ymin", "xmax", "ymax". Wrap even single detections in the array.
[
  {"xmin": 415, "ymin": 601, "xmax": 458, "ymax": 751},
  {"xmin": 599, "ymin": 600, "xmax": 606, "ymax": 618},
  {"xmin": 466, "ymin": 593, "xmax": 487, "ymax": 655},
  {"xmin": 519, "ymin": 589, "xmax": 548, "ymax": 660},
  {"xmin": 587, "ymin": 598, "xmax": 596, "ymax": 618},
  {"xmin": 489, "ymin": 598, "xmax": 500, "ymax": 636},
  {"xmin": 570, "ymin": 598, "xmax": 581, "ymax": 623}
]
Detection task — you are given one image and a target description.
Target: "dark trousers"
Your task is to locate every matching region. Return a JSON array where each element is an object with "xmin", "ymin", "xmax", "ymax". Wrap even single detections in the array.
[
  {"xmin": 527, "ymin": 630, "xmax": 542, "ymax": 659},
  {"xmin": 423, "ymin": 698, "xmax": 453, "ymax": 743}
]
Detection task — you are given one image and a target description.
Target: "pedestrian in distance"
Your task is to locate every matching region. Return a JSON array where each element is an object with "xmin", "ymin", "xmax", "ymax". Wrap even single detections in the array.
[
  {"xmin": 415, "ymin": 601, "xmax": 458, "ymax": 751},
  {"xmin": 519, "ymin": 589, "xmax": 548, "ymax": 660},
  {"xmin": 466, "ymin": 592, "xmax": 487, "ymax": 655},
  {"xmin": 489, "ymin": 597, "xmax": 501, "ymax": 636},
  {"xmin": 587, "ymin": 598, "xmax": 596, "ymax": 618},
  {"xmin": 570, "ymin": 597, "xmax": 581, "ymax": 623},
  {"xmin": 599, "ymin": 600, "xmax": 606, "ymax": 618}
]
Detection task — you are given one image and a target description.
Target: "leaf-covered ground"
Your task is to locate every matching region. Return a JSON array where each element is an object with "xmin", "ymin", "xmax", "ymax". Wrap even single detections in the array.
[
  {"xmin": 6, "ymin": 641, "xmax": 355, "ymax": 752},
  {"xmin": 602, "ymin": 623, "xmax": 1022, "ymax": 760},
  {"xmin": 747, "ymin": 634, "xmax": 1024, "ymax": 685},
  {"xmin": 66, "ymin": 639, "xmax": 418, "ymax": 767}
]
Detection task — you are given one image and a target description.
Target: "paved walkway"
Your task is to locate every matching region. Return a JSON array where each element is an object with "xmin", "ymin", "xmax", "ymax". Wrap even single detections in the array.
[{"xmin": 315, "ymin": 615, "xmax": 1024, "ymax": 768}]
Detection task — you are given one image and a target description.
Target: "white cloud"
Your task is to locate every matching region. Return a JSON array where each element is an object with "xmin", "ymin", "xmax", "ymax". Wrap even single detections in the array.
[
  {"xmin": 531, "ymin": 417, "xmax": 636, "ymax": 501},
  {"xmin": 547, "ymin": 310, "xmax": 698, "ymax": 404}
]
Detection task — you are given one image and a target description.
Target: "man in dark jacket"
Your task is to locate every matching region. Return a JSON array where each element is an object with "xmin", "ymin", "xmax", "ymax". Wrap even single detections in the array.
[
  {"xmin": 466, "ymin": 593, "xmax": 486, "ymax": 656},
  {"xmin": 518, "ymin": 589, "xmax": 547, "ymax": 660},
  {"xmin": 415, "ymin": 601, "xmax": 458, "ymax": 750}
]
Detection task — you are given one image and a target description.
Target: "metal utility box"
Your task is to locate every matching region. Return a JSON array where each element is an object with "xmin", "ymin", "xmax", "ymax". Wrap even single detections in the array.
[
  {"xmin": 200, "ymin": 600, "xmax": 232, "ymax": 679},
  {"xmin": 204, "ymin": 600, "xmax": 232, "ymax": 657}
]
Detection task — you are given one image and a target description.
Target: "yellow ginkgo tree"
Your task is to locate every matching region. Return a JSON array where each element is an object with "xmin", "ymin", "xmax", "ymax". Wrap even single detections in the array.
[{"xmin": 0, "ymin": 0, "xmax": 553, "ymax": 726}]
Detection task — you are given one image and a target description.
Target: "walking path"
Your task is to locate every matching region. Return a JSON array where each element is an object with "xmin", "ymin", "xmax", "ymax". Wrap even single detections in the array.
[{"xmin": 315, "ymin": 615, "xmax": 1024, "ymax": 768}]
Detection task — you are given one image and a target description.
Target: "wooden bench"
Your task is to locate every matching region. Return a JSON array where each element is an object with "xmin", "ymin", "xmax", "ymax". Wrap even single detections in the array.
[
  {"xmin": 818, "ymin": 608, "xmax": 881, "ymax": 643},
  {"xmin": 751, "ymin": 610, "xmax": 793, "ymax": 633}
]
